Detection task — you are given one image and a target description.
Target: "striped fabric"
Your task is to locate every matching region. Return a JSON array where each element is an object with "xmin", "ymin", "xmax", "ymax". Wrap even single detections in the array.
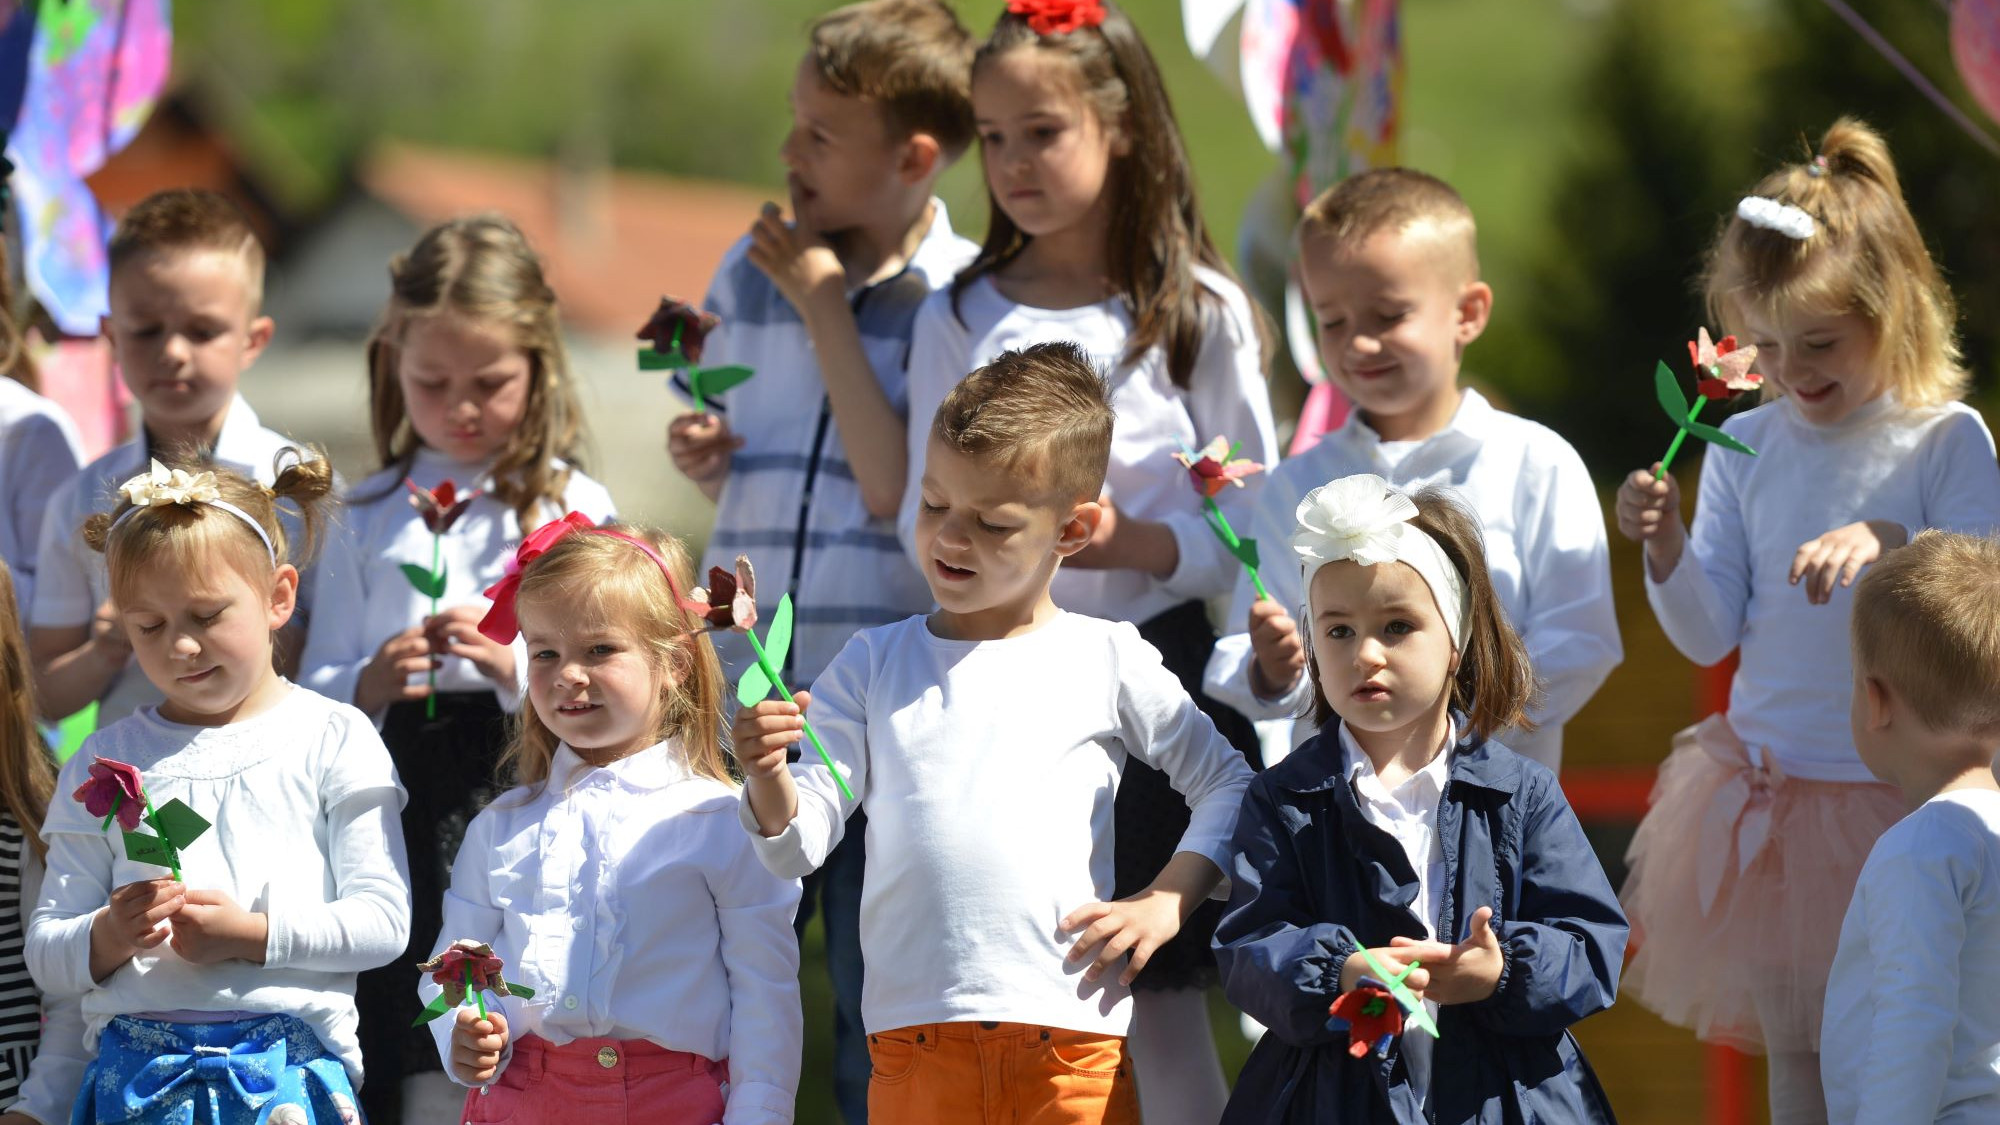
[{"xmin": 0, "ymin": 815, "xmax": 38, "ymax": 1104}]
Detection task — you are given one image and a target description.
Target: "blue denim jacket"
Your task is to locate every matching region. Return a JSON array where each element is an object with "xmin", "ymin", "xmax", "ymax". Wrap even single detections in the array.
[{"xmin": 1214, "ymin": 722, "xmax": 1628, "ymax": 1124}]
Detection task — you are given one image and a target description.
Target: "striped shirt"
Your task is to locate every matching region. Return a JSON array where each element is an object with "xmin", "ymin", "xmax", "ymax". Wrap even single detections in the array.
[{"xmin": 683, "ymin": 199, "xmax": 976, "ymax": 689}]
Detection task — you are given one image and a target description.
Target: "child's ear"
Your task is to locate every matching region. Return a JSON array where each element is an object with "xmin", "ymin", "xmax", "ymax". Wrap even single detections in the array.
[
  {"xmin": 1454, "ymin": 281, "xmax": 1493, "ymax": 347},
  {"xmin": 1861, "ymin": 674, "xmax": 1893, "ymax": 732},
  {"xmin": 899, "ymin": 132, "xmax": 944, "ymax": 186},
  {"xmin": 1054, "ymin": 498, "xmax": 1103, "ymax": 557},
  {"xmin": 244, "ymin": 314, "xmax": 276, "ymax": 366},
  {"xmin": 267, "ymin": 564, "xmax": 300, "ymax": 631}
]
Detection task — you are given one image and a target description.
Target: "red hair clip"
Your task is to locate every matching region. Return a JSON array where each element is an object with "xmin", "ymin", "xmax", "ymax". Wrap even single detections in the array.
[
  {"xmin": 477, "ymin": 512, "xmax": 683, "ymax": 644},
  {"xmin": 1007, "ymin": 0, "xmax": 1107, "ymax": 36}
]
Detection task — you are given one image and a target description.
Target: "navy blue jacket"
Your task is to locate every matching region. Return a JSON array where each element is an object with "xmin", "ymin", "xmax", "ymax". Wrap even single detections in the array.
[{"xmin": 1214, "ymin": 724, "xmax": 1628, "ymax": 1124}]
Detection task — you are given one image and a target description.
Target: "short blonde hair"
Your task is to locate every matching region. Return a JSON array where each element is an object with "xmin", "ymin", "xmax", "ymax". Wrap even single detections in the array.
[
  {"xmin": 929, "ymin": 341, "xmax": 1114, "ymax": 502},
  {"xmin": 1704, "ymin": 117, "xmax": 1965, "ymax": 408},
  {"xmin": 108, "ymin": 189, "xmax": 267, "ymax": 306},
  {"xmin": 809, "ymin": 0, "xmax": 976, "ymax": 159},
  {"xmin": 1298, "ymin": 167, "xmax": 1480, "ymax": 277},
  {"xmin": 1851, "ymin": 530, "xmax": 2000, "ymax": 737}
]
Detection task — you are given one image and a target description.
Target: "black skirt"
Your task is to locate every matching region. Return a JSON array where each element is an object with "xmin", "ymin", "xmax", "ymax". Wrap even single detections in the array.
[
  {"xmin": 355, "ymin": 691, "xmax": 512, "ymax": 1123},
  {"xmin": 1113, "ymin": 600, "xmax": 1261, "ymax": 992}
]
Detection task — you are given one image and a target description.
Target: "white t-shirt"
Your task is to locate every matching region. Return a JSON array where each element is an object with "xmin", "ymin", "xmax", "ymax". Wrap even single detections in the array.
[
  {"xmin": 0, "ymin": 378, "xmax": 83, "ymax": 614},
  {"xmin": 1647, "ymin": 394, "xmax": 2000, "ymax": 781},
  {"xmin": 898, "ymin": 269, "xmax": 1279, "ymax": 624},
  {"xmin": 431, "ymin": 741, "xmax": 801, "ymax": 1125},
  {"xmin": 1823, "ymin": 788, "xmax": 2000, "ymax": 1124},
  {"xmin": 26, "ymin": 684, "xmax": 410, "ymax": 1082},
  {"xmin": 741, "ymin": 611, "xmax": 1254, "ymax": 1037}
]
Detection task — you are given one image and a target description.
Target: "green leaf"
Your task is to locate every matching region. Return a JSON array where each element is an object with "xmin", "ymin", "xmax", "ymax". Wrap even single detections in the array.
[
  {"xmin": 122, "ymin": 832, "xmax": 176, "ymax": 868},
  {"xmin": 692, "ymin": 364, "xmax": 755, "ymax": 398},
  {"xmin": 1654, "ymin": 360, "xmax": 1690, "ymax": 423},
  {"xmin": 400, "ymin": 563, "xmax": 447, "ymax": 599},
  {"xmin": 1232, "ymin": 536, "xmax": 1261, "ymax": 570},
  {"xmin": 506, "ymin": 981, "xmax": 537, "ymax": 1000},
  {"xmin": 151, "ymin": 799, "xmax": 211, "ymax": 848},
  {"xmin": 1684, "ymin": 420, "xmax": 1758, "ymax": 457},
  {"xmin": 410, "ymin": 993, "xmax": 457, "ymax": 1027},
  {"xmin": 736, "ymin": 662, "xmax": 774, "ymax": 709},
  {"xmin": 765, "ymin": 595, "xmax": 795, "ymax": 674}
]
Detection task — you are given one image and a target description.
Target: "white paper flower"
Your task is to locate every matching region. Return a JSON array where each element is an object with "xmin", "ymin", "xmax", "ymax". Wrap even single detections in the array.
[
  {"xmin": 1736, "ymin": 196, "xmax": 1816, "ymax": 240},
  {"xmin": 1292, "ymin": 475, "xmax": 1418, "ymax": 568},
  {"xmin": 117, "ymin": 459, "xmax": 221, "ymax": 508}
]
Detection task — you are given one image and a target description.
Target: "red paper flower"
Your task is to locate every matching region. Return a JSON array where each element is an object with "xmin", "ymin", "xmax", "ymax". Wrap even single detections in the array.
[
  {"xmin": 681, "ymin": 555, "xmax": 758, "ymax": 633},
  {"xmin": 406, "ymin": 478, "xmax": 481, "ymax": 534},
  {"xmin": 1007, "ymin": 0, "xmax": 1108, "ymax": 36},
  {"xmin": 1328, "ymin": 982, "xmax": 1405, "ymax": 1059},
  {"xmin": 1688, "ymin": 327, "xmax": 1762, "ymax": 401},
  {"xmin": 74, "ymin": 757, "xmax": 145, "ymax": 831},
  {"xmin": 1172, "ymin": 436, "xmax": 1265, "ymax": 499},
  {"xmin": 417, "ymin": 939, "xmax": 514, "ymax": 1007},
  {"xmin": 637, "ymin": 297, "xmax": 721, "ymax": 366}
]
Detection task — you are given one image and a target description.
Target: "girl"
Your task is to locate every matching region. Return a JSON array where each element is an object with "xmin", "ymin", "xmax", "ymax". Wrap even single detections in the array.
[
  {"xmin": 427, "ymin": 515, "xmax": 800, "ymax": 1124},
  {"xmin": 1214, "ymin": 476, "xmax": 1626, "ymax": 1124},
  {"xmin": 0, "ymin": 234, "xmax": 85, "ymax": 615},
  {"xmin": 896, "ymin": 4, "xmax": 1276, "ymax": 1113},
  {"xmin": 25, "ymin": 452, "xmax": 410, "ymax": 1125},
  {"xmin": 297, "ymin": 214, "xmax": 616, "ymax": 1125},
  {"xmin": 1615, "ymin": 119, "xmax": 2000, "ymax": 1124}
]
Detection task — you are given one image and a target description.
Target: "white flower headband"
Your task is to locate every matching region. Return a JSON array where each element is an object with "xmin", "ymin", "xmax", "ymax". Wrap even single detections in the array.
[
  {"xmin": 1736, "ymin": 196, "xmax": 1816, "ymax": 240},
  {"xmin": 108, "ymin": 459, "xmax": 276, "ymax": 564},
  {"xmin": 1291, "ymin": 474, "xmax": 1469, "ymax": 649}
]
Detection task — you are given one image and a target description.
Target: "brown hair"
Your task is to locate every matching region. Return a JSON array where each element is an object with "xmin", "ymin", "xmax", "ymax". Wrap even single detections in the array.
[
  {"xmin": 955, "ymin": 2, "xmax": 1243, "ymax": 390},
  {"xmin": 930, "ymin": 341, "xmax": 1115, "ymax": 502},
  {"xmin": 0, "ymin": 563, "xmax": 53, "ymax": 860},
  {"xmin": 362, "ymin": 216, "xmax": 588, "ymax": 529},
  {"xmin": 1703, "ymin": 117, "xmax": 1965, "ymax": 408},
  {"xmin": 1851, "ymin": 530, "xmax": 2000, "ymax": 737},
  {"xmin": 500, "ymin": 525, "xmax": 733, "ymax": 793},
  {"xmin": 809, "ymin": 0, "xmax": 977, "ymax": 159},
  {"xmin": 1305, "ymin": 486, "xmax": 1538, "ymax": 740},
  {"xmin": 1298, "ymin": 167, "xmax": 1480, "ymax": 278},
  {"xmin": 0, "ymin": 232, "xmax": 37, "ymax": 392},
  {"xmin": 83, "ymin": 447, "xmax": 336, "ymax": 603},
  {"xmin": 107, "ymin": 189, "xmax": 267, "ymax": 305}
]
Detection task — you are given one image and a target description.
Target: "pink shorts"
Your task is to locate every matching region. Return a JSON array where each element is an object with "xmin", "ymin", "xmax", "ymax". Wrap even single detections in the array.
[{"xmin": 462, "ymin": 1034, "xmax": 727, "ymax": 1125}]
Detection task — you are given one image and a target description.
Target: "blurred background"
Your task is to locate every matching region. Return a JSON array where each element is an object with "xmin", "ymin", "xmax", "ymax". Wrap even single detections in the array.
[{"xmin": 13, "ymin": 1, "xmax": 2000, "ymax": 1121}]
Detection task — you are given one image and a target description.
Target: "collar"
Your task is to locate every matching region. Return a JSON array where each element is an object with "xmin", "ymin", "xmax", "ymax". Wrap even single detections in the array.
[
  {"xmin": 549, "ymin": 739, "xmax": 689, "ymax": 794},
  {"xmin": 117, "ymin": 394, "xmax": 266, "ymax": 477},
  {"xmin": 1323, "ymin": 388, "xmax": 1494, "ymax": 478},
  {"xmin": 1338, "ymin": 721, "xmax": 1454, "ymax": 805},
  {"xmin": 411, "ymin": 445, "xmax": 499, "ymax": 493},
  {"xmin": 1270, "ymin": 714, "xmax": 1524, "ymax": 797}
]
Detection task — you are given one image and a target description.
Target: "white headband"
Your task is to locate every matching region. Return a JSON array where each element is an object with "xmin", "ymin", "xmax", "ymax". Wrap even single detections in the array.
[
  {"xmin": 1736, "ymin": 196, "xmax": 1816, "ymax": 240},
  {"xmin": 108, "ymin": 459, "xmax": 277, "ymax": 564},
  {"xmin": 1291, "ymin": 474, "xmax": 1469, "ymax": 649}
]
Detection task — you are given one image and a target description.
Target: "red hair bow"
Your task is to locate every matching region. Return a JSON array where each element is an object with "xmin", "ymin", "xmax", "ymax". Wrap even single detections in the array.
[
  {"xmin": 477, "ymin": 511, "xmax": 597, "ymax": 644},
  {"xmin": 1008, "ymin": 0, "xmax": 1107, "ymax": 36}
]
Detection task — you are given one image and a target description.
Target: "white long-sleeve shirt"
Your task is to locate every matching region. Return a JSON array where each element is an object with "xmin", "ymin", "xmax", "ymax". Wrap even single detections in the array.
[
  {"xmin": 0, "ymin": 378, "xmax": 83, "ymax": 613},
  {"xmin": 1646, "ymin": 394, "xmax": 2000, "ymax": 781},
  {"xmin": 898, "ymin": 268, "xmax": 1279, "ymax": 623},
  {"xmin": 1202, "ymin": 389, "xmax": 1621, "ymax": 769},
  {"xmin": 429, "ymin": 741, "xmax": 802, "ymax": 1125},
  {"xmin": 1823, "ymin": 788, "xmax": 2000, "ymax": 1124},
  {"xmin": 4, "ymin": 838, "xmax": 88, "ymax": 1125},
  {"xmin": 741, "ymin": 611, "xmax": 1254, "ymax": 1037},
  {"xmin": 27, "ymin": 684, "xmax": 411, "ymax": 1082},
  {"xmin": 300, "ymin": 448, "xmax": 616, "ymax": 716}
]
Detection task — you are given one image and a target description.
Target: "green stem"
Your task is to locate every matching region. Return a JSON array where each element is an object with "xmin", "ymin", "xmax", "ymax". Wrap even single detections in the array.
[
  {"xmin": 100, "ymin": 791, "xmax": 120, "ymax": 833},
  {"xmin": 468, "ymin": 962, "xmax": 485, "ymax": 1019},
  {"xmin": 426, "ymin": 533, "xmax": 440, "ymax": 720},
  {"xmin": 142, "ymin": 794, "xmax": 179, "ymax": 883},
  {"xmin": 744, "ymin": 630, "xmax": 855, "ymax": 802},
  {"xmin": 1656, "ymin": 396, "xmax": 1710, "ymax": 479},
  {"xmin": 1203, "ymin": 497, "xmax": 1269, "ymax": 601}
]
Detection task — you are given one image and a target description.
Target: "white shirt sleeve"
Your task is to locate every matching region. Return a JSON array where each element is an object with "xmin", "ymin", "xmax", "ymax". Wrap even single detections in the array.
[
  {"xmin": 427, "ymin": 810, "xmax": 511, "ymax": 1086},
  {"xmin": 1515, "ymin": 440, "xmax": 1622, "ymax": 729},
  {"xmin": 1203, "ymin": 458, "xmax": 1313, "ymax": 723},
  {"xmin": 27, "ymin": 477, "xmax": 91, "ymax": 630},
  {"xmin": 5, "ymin": 844, "xmax": 90, "ymax": 1125},
  {"xmin": 1644, "ymin": 447, "xmax": 1748, "ymax": 667},
  {"xmin": 709, "ymin": 818, "xmax": 804, "ymax": 1125},
  {"xmin": 1917, "ymin": 409, "xmax": 2000, "ymax": 537},
  {"xmin": 26, "ymin": 823, "xmax": 115, "ymax": 999},
  {"xmin": 1113, "ymin": 626, "xmax": 1254, "ymax": 880},
  {"xmin": 262, "ymin": 787, "xmax": 410, "ymax": 972},
  {"xmin": 739, "ymin": 637, "xmax": 871, "ymax": 880},
  {"xmin": 298, "ymin": 506, "xmax": 374, "ymax": 713},
  {"xmin": 898, "ymin": 295, "xmax": 971, "ymax": 569},
  {"xmin": 3, "ymin": 414, "xmax": 82, "ymax": 614}
]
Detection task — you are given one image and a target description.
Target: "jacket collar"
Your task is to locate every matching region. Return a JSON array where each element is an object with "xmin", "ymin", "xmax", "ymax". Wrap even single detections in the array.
[{"xmin": 1271, "ymin": 715, "xmax": 1525, "ymax": 799}]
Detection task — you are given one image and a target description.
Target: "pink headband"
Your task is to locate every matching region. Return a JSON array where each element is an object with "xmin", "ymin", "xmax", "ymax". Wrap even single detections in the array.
[{"xmin": 477, "ymin": 511, "xmax": 685, "ymax": 643}]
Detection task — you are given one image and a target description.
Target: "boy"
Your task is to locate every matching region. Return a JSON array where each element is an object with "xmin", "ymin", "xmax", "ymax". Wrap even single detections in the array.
[
  {"xmin": 1201, "ymin": 168, "xmax": 1620, "ymax": 770},
  {"xmin": 735, "ymin": 343, "xmax": 1253, "ymax": 1125},
  {"xmin": 665, "ymin": 3, "xmax": 977, "ymax": 1117},
  {"xmin": 1822, "ymin": 530, "xmax": 2000, "ymax": 1124},
  {"xmin": 30, "ymin": 188, "xmax": 307, "ymax": 728}
]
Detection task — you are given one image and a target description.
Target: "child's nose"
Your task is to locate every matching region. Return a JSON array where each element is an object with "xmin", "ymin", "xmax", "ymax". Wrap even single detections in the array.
[
  {"xmin": 161, "ymin": 332, "xmax": 193, "ymax": 364},
  {"xmin": 172, "ymin": 632, "xmax": 201, "ymax": 658},
  {"xmin": 779, "ymin": 128, "xmax": 804, "ymax": 169},
  {"xmin": 1353, "ymin": 637, "xmax": 1387, "ymax": 670}
]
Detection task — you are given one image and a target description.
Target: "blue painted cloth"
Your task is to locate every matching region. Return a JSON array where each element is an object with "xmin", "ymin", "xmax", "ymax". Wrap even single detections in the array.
[{"xmin": 72, "ymin": 1015, "xmax": 359, "ymax": 1125}]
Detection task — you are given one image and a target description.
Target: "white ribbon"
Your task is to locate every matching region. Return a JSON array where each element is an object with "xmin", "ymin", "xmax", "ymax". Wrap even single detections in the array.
[
  {"xmin": 1736, "ymin": 196, "xmax": 1817, "ymax": 240},
  {"xmin": 109, "ymin": 459, "xmax": 277, "ymax": 564},
  {"xmin": 1291, "ymin": 474, "xmax": 1469, "ymax": 649}
]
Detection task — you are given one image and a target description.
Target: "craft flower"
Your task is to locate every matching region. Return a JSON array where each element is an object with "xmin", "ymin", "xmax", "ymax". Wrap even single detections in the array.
[
  {"xmin": 1687, "ymin": 328, "xmax": 1763, "ymax": 401},
  {"xmin": 406, "ymin": 479, "xmax": 480, "ymax": 535},
  {"xmin": 1173, "ymin": 436, "xmax": 1264, "ymax": 499},
  {"xmin": 1008, "ymin": 0, "xmax": 1107, "ymax": 35},
  {"xmin": 1292, "ymin": 474, "xmax": 1418, "ymax": 568},
  {"xmin": 418, "ymin": 940, "xmax": 515, "ymax": 1008},
  {"xmin": 1328, "ymin": 982, "xmax": 1406, "ymax": 1059},
  {"xmin": 1736, "ymin": 196, "xmax": 1816, "ymax": 240},
  {"xmin": 636, "ymin": 296, "xmax": 720, "ymax": 365},
  {"xmin": 681, "ymin": 555, "xmax": 758, "ymax": 632},
  {"xmin": 73, "ymin": 757, "xmax": 145, "ymax": 831},
  {"xmin": 118, "ymin": 459, "xmax": 220, "ymax": 508}
]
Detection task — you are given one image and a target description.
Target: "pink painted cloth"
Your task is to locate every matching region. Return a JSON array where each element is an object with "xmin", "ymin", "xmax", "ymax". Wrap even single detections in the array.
[{"xmin": 462, "ymin": 1035, "xmax": 727, "ymax": 1125}]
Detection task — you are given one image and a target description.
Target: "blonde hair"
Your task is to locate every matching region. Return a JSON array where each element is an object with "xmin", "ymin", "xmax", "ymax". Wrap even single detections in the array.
[
  {"xmin": 0, "ymin": 233, "xmax": 36, "ymax": 392},
  {"xmin": 1298, "ymin": 167, "xmax": 1480, "ymax": 278},
  {"xmin": 0, "ymin": 563, "xmax": 52, "ymax": 861},
  {"xmin": 809, "ymin": 0, "xmax": 977, "ymax": 159},
  {"xmin": 362, "ymin": 215, "xmax": 589, "ymax": 529},
  {"xmin": 1851, "ymin": 531, "xmax": 2000, "ymax": 738},
  {"xmin": 107, "ymin": 188, "xmax": 267, "ymax": 307},
  {"xmin": 930, "ymin": 341, "xmax": 1115, "ymax": 502},
  {"xmin": 83, "ymin": 448, "xmax": 335, "ymax": 602},
  {"xmin": 501, "ymin": 525, "xmax": 732, "ymax": 793},
  {"xmin": 1704, "ymin": 117, "xmax": 1965, "ymax": 408}
]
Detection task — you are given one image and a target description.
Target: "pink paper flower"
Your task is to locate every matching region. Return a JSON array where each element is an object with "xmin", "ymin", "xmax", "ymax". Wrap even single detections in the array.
[
  {"xmin": 636, "ymin": 297, "xmax": 721, "ymax": 365},
  {"xmin": 1688, "ymin": 328, "xmax": 1762, "ymax": 401},
  {"xmin": 1172, "ymin": 436, "xmax": 1265, "ymax": 499},
  {"xmin": 406, "ymin": 479, "xmax": 481, "ymax": 534},
  {"xmin": 1007, "ymin": 0, "xmax": 1107, "ymax": 36},
  {"xmin": 74, "ymin": 757, "xmax": 145, "ymax": 831},
  {"xmin": 1328, "ymin": 982, "xmax": 1405, "ymax": 1059},
  {"xmin": 681, "ymin": 556, "xmax": 758, "ymax": 633},
  {"xmin": 417, "ymin": 939, "xmax": 514, "ymax": 1006}
]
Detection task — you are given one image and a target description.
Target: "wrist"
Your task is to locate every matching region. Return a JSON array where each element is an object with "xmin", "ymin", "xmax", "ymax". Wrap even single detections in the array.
[
  {"xmin": 239, "ymin": 913, "xmax": 269, "ymax": 964},
  {"xmin": 1249, "ymin": 659, "xmax": 1301, "ymax": 701}
]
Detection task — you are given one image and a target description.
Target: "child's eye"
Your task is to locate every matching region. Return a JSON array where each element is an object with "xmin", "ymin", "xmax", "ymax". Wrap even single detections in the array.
[
  {"xmin": 1318, "ymin": 317, "xmax": 1345, "ymax": 333},
  {"xmin": 477, "ymin": 378, "xmax": 512, "ymax": 393},
  {"xmin": 1030, "ymin": 125, "xmax": 1061, "ymax": 142},
  {"xmin": 1386, "ymin": 620, "xmax": 1414, "ymax": 636},
  {"xmin": 1804, "ymin": 338, "xmax": 1835, "ymax": 351},
  {"xmin": 195, "ymin": 610, "xmax": 224, "ymax": 626},
  {"xmin": 530, "ymin": 649, "xmax": 557, "ymax": 662},
  {"xmin": 979, "ymin": 130, "xmax": 1004, "ymax": 147},
  {"xmin": 1326, "ymin": 624, "xmax": 1354, "ymax": 639},
  {"xmin": 589, "ymin": 643, "xmax": 618, "ymax": 656},
  {"xmin": 977, "ymin": 519, "xmax": 1009, "ymax": 534},
  {"xmin": 919, "ymin": 500, "xmax": 945, "ymax": 514}
]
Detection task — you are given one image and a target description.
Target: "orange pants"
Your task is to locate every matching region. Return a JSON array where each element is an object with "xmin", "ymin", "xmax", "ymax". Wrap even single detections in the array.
[{"xmin": 866, "ymin": 1020, "xmax": 1140, "ymax": 1125}]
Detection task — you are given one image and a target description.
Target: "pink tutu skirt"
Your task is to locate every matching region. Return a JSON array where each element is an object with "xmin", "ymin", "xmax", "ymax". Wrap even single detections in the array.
[{"xmin": 1619, "ymin": 714, "xmax": 1904, "ymax": 1054}]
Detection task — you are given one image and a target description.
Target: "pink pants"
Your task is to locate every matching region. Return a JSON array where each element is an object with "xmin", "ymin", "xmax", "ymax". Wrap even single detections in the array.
[{"xmin": 461, "ymin": 1034, "xmax": 727, "ymax": 1125}]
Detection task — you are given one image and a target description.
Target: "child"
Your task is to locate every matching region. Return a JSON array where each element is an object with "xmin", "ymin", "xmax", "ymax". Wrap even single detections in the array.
[
  {"xmin": 895, "ymin": 6, "xmax": 1276, "ymax": 1108},
  {"xmin": 427, "ymin": 516, "xmax": 802, "ymax": 1124},
  {"xmin": 297, "ymin": 214, "xmax": 615, "ymax": 1125},
  {"xmin": 1213, "ymin": 475, "xmax": 1627, "ymax": 1124},
  {"xmin": 25, "ymin": 453, "xmax": 410, "ymax": 1125},
  {"xmin": 29, "ymin": 189, "xmax": 305, "ymax": 728},
  {"xmin": 1616, "ymin": 118, "xmax": 2000, "ymax": 1124},
  {"xmin": 1821, "ymin": 531, "xmax": 2000, "ymax": 1124},
  {"xmin": 664, "ymin": 3, "xmax": 976, "ymax": 1117},
  {"xmin": 738, "ymin": 343, "xmax": 1253, "ymax": 1125},
  {"xmin": 0, "ymin": 235, "xmax": 84, "ymax": 615},
  {"xmin": 1202, "ymin": 168, "xmax": 1621, "ymax": 772}
]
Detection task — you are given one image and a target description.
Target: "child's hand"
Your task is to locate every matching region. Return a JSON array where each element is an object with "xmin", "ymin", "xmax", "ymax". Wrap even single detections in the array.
[
  {"xmin": 89, "ymin": 877, "xmax": 183, "ymax": 980},
  {"xmin": 1247, "ymin": 599, "xmax": 1306, "ymax": 699},
  {"xmin": 668, "ymin": 411, "xmax": 742, "ymax": 484},
  {"xmin": 450, "ymin": 1007, "xmax": 510, "ymax": 1086},
  {"xmin": 734, "ymin": 695, "xmax": 808, "ymax": 783},
  {"xmin": 1615, "ymin": 465, "xmax": 1686, "ymax": 579},
  {"xmin": 355, "ymin": 625, "xmax": 436, "ymax": 713},
  {"xmin": 1790, "ymin": 519, "xmax": 1908, "ymax": 605},
  {"xmin": 168, "ymin": 888, "xmax": 268, "ymax": 965},
  {"xmin": 426, "ymin": 606, "xmax": 517, "ymax": 688},
  {"xmin": 746, "ymin": 201, "xmax": 845, "ymax": 313},
  {"xmin": 1338, "ymin": 944, "xmax": 1431, "ymax": 999},
  {"xmin": 88, "ymin": 598, "xmax": 132, "ymax": 667},
  {"xmin": 1387, "ymin": 906, "xmax": 1504, "ymax": 1005},
  {"xmin": 1067, "ymin": 496, "xmax": 1177, "ymax": 578},
  {"xmin": 1060, "ymin": 890, "xmax": 1186, "ymax": 987}
]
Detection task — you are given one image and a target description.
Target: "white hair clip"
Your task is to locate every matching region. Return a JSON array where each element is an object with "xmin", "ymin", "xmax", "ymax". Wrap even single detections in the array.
[
  {"xmin": 1736, "ymin": 196, "xmax": 1816, "ymax": 240},
  {"xmin": 109, "ymin": 459, "xmax": 276, "ymax": 563},
  {"xmin": 1291, "ymin": 474, "xmax": 1470, "ymax": 649}
]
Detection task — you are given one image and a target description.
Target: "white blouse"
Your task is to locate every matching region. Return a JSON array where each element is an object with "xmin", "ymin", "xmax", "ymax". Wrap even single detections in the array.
[{"xmin": 0, "ymin": 378, "xmax": 83, "ymax": 614}]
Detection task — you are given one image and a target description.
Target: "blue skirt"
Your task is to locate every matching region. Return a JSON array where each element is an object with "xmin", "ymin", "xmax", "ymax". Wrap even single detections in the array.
[{"xmin": 73, "ymin": 1015, "xmax": 359, "ymax": 1125}]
